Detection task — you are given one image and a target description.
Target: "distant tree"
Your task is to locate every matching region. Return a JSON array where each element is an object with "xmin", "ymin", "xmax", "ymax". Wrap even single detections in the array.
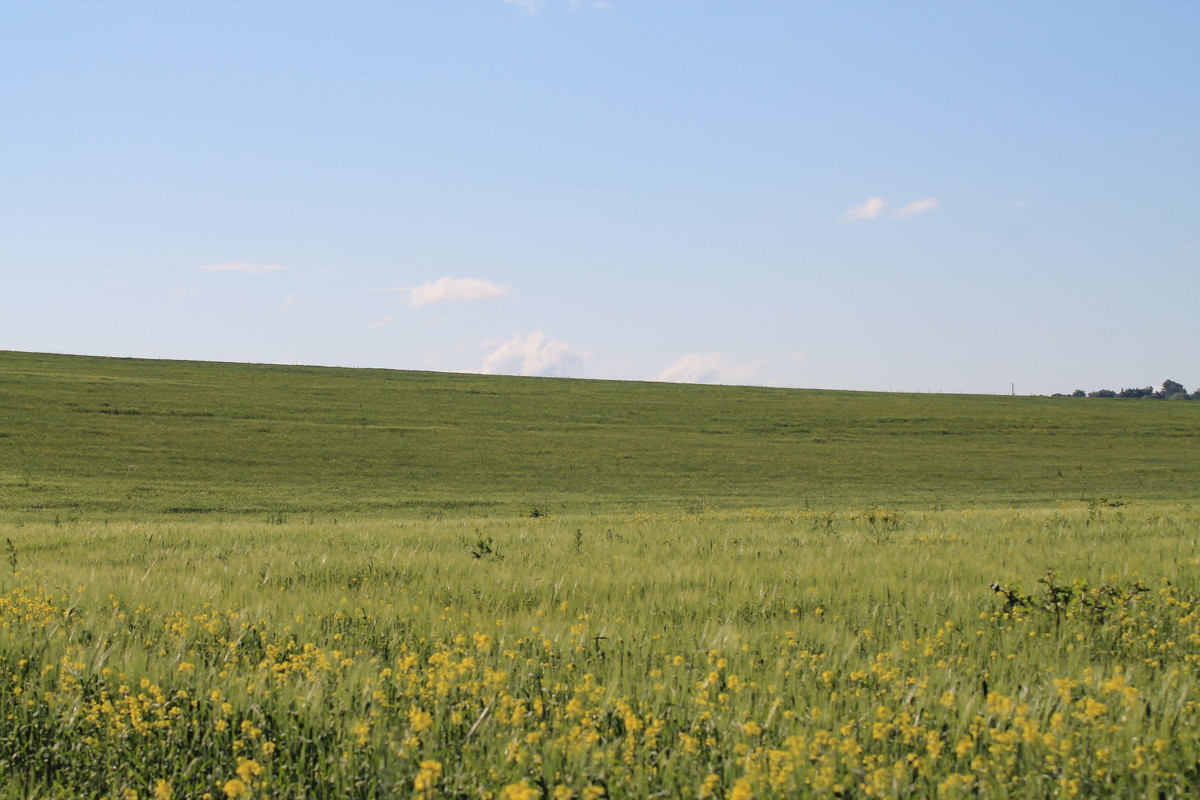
[
  {"xmin": 1161, "ymin": 379, "xmax": 1189, "ymax": 398},
  {"xmin": 1074, "ymin": 382, "xmax": 1193, "ymax": 400}
]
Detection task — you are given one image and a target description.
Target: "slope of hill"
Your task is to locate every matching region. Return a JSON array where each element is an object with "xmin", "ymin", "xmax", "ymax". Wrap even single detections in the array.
[{"xmin": 1, "ymin": 350, "xmax": 1197, "ymax": 520}]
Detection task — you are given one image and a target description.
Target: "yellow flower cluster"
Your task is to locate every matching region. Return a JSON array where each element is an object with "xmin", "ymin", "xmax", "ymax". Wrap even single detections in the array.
[{"xmin": 3, "ymin": 569, "xmax": 1200, "ymax": 798}]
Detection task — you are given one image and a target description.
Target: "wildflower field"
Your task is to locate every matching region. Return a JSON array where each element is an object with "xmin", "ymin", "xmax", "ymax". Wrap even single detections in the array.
[{"xmin": 2, "ymin": 352, "xmax": 1200, "ymax": 798}]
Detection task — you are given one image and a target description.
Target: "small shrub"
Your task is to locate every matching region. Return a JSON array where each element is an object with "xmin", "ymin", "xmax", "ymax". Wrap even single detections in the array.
[{"xmin": 469, "ymin": 534, "xmax": 502, "ymax": 561}]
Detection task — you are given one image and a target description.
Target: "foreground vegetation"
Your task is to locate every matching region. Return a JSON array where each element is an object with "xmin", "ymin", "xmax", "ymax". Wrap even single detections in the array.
[
  {"xmin": 4, "ymin": 505, "xmax": 1200, "ymax": 798},
  {"xmin": 3, "ymin": 351, "xmax": 1200, "ymax": 797}
]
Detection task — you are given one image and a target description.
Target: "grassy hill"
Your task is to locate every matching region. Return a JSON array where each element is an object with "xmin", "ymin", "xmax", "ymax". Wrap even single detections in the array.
[
  {"xmin": 5, "ymin": 349, "xmax": 1200, "ymax": 799},
  {"xmin": 1, "ymin": 349, "xmax": 1197, "ymax": 521}
]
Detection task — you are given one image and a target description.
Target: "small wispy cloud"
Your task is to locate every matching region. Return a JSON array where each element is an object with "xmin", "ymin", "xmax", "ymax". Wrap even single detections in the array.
[
  {"xmin": 503, "ymin": 0, "xmax": 542, "ymax": 12},
  {"xmin": 892, "ymin": 197, "xmax": 940, "ymax": 219},
  {"xmin": 1007, "ymin": 199, "xmax": 1028, "ymax": 207},
  {"xmin": 656, "ymin": 353, "xmax": 764, "ymax": 385},
  {"xmin": 481, "ymin": 331, "xmax": 588, "ymax": 377},
  {"xmin": 840, "ymin": 196, "xmax": 941, "ymax": 222},
  {"xmin": 369, "ymin": 315, "xmax": 397, "ymax": 331},
  {"xmin": 379, "ymin": 277, "xmax": 511, "ymax": 308},
  {"xmin": 192, "ymin": 262, "xmax": 291, "ymax": 274},
  {"xmin": 839, "ymin": 197, "xmax": 888, "ymax": 223},
  {"xmin": 506, "ymin": 0, "xmax": 610, "ymax": 13},
  {"xmin": 415, "ymin": 277, "xmax": 509, "ymax": 307},
  {"xmin": 281, "ymin": 294, "xmax": 299, "ymax": 312}
]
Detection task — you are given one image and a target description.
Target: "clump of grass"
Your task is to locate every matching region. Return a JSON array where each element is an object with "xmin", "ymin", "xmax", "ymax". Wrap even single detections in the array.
[{"xmin": 468, "ymin": 533, "xmax": 502, "ymax": 560}]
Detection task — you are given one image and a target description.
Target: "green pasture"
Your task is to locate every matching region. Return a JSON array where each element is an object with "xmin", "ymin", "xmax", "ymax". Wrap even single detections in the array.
[
  {"xmin": 1, "ymin": 350, "xmax": 1197, "ymax": 522},
  {"xmin": 2, "ymin": 350, "xmax": 1200, "ymax": 798}
]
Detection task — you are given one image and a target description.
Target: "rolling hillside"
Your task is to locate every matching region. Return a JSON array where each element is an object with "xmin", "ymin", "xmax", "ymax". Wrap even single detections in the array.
[{"xmin": 1, "ymin": 350, "xmax": 1197, "ymax": 520}]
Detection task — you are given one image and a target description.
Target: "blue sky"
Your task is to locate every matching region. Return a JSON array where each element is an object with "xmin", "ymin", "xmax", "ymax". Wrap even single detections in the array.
[{"xmin": 3, "ymin": 1, "xmax": 1197, "ymax": 394}]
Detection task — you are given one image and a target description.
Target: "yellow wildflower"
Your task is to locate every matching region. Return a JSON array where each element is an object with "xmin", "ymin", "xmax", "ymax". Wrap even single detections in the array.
[
  {"xmin": 235, "ymin": 759, "xmax": 263, "ymax": 782},
  {"xmin": 414, "ymin": 760, "xmax": 442, "ymax": 794},
  {"xmin": 500, "ymin": 781, "xmax": 539, "ymax": 800},
  {"xmin": 408, "ymin": 705, "xmax": 434, "ymax": 734},
  {"xmin": 221, "ymin": 779, "xmax": 248, "ymax": 799},
  {"xmin": 728, "ymin": 777, "xmax": 753, "ymax": 800},
  {"xmin": 698, "ymin": 773, "xmax": 721, "ymax": 799}
]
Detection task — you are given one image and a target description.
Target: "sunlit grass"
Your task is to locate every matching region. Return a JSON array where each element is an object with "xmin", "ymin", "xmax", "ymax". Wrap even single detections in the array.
[
  {"xmin": 4, "ymin": 352, "xmax": 1200, "ymax": 795},
  {"xmin": 3, "ymin": 350, "xmax": 1199, "ymax": 522},
  {"xmin": 4, "ymin": 503, "xmax": 1200, "ymax": 798}
]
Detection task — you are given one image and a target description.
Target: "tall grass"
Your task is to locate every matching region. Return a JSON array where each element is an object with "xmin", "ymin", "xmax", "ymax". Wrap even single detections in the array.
[
  {"xmin": 3, "ymin": 503, "xmax": 1199, "ymax": 797},
  {"xmin": 5, "ymin": 352, "xmax": 1200, "ymax": 796}
]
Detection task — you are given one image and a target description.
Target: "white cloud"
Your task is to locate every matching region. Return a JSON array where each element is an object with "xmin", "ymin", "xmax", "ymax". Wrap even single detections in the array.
[
  {"xmin": 192, "ymin": 262, "xmax": 291, "ymax": 274},
  {"xmin": 508, "ymin": 0, "xmax": 610, "ymax": 12},
  {"xmin": 481, "ymin": 331, "xmax": 588, "ymax": 377},
  {"xmin": 282, "ymin": 294, "xmax": 299, "ymax": 312},
  {"xmin": 369, "ymin": 315, "xmax": 397, "ymax": 331},
  {"xmin": 656, "ymin": 353, "xmax": 765, "ymax": 385},
  {"xmin": 1007, "ymin": 199, "xmax": 1028, "ymax": 207},
  {"xmin": 892, "ymin": 197, "xmax": 940, "ymax": 218},
  {"xmin": 382, "ymin": 277, "xmax": 511, "ymax": 308},
  {"xmin": 839, "ymin": 197, "xmax": 888, "ymax": 223}
]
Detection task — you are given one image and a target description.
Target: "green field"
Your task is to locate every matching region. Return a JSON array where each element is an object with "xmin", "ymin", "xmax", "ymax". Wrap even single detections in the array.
[
  {"xmin": 2, "ymin": 350, "xmax": 1198, "ymax": 521},
  {"xmin": 2, "ymin": 350, "xmax": 1199, "ymax": 798}
]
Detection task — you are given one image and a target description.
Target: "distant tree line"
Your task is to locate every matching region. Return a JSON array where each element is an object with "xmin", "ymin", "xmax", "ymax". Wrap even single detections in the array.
[{"xmin": 1053, "ymin": 379, "xmax": 1199, "ymax": 400}]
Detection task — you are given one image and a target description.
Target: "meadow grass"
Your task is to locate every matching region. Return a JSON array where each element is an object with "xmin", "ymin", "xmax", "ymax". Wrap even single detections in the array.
[
  {"xmin": 2, "ymin": 350, "xmax": 1199, "ymax": 522},
  {"xmin": 3, "ymin": 352, "xmax": 1200, "ymax": 797},
  {"xmin": 3, "ymin": 505, "xmax": 1200, "ymax": 798}
]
